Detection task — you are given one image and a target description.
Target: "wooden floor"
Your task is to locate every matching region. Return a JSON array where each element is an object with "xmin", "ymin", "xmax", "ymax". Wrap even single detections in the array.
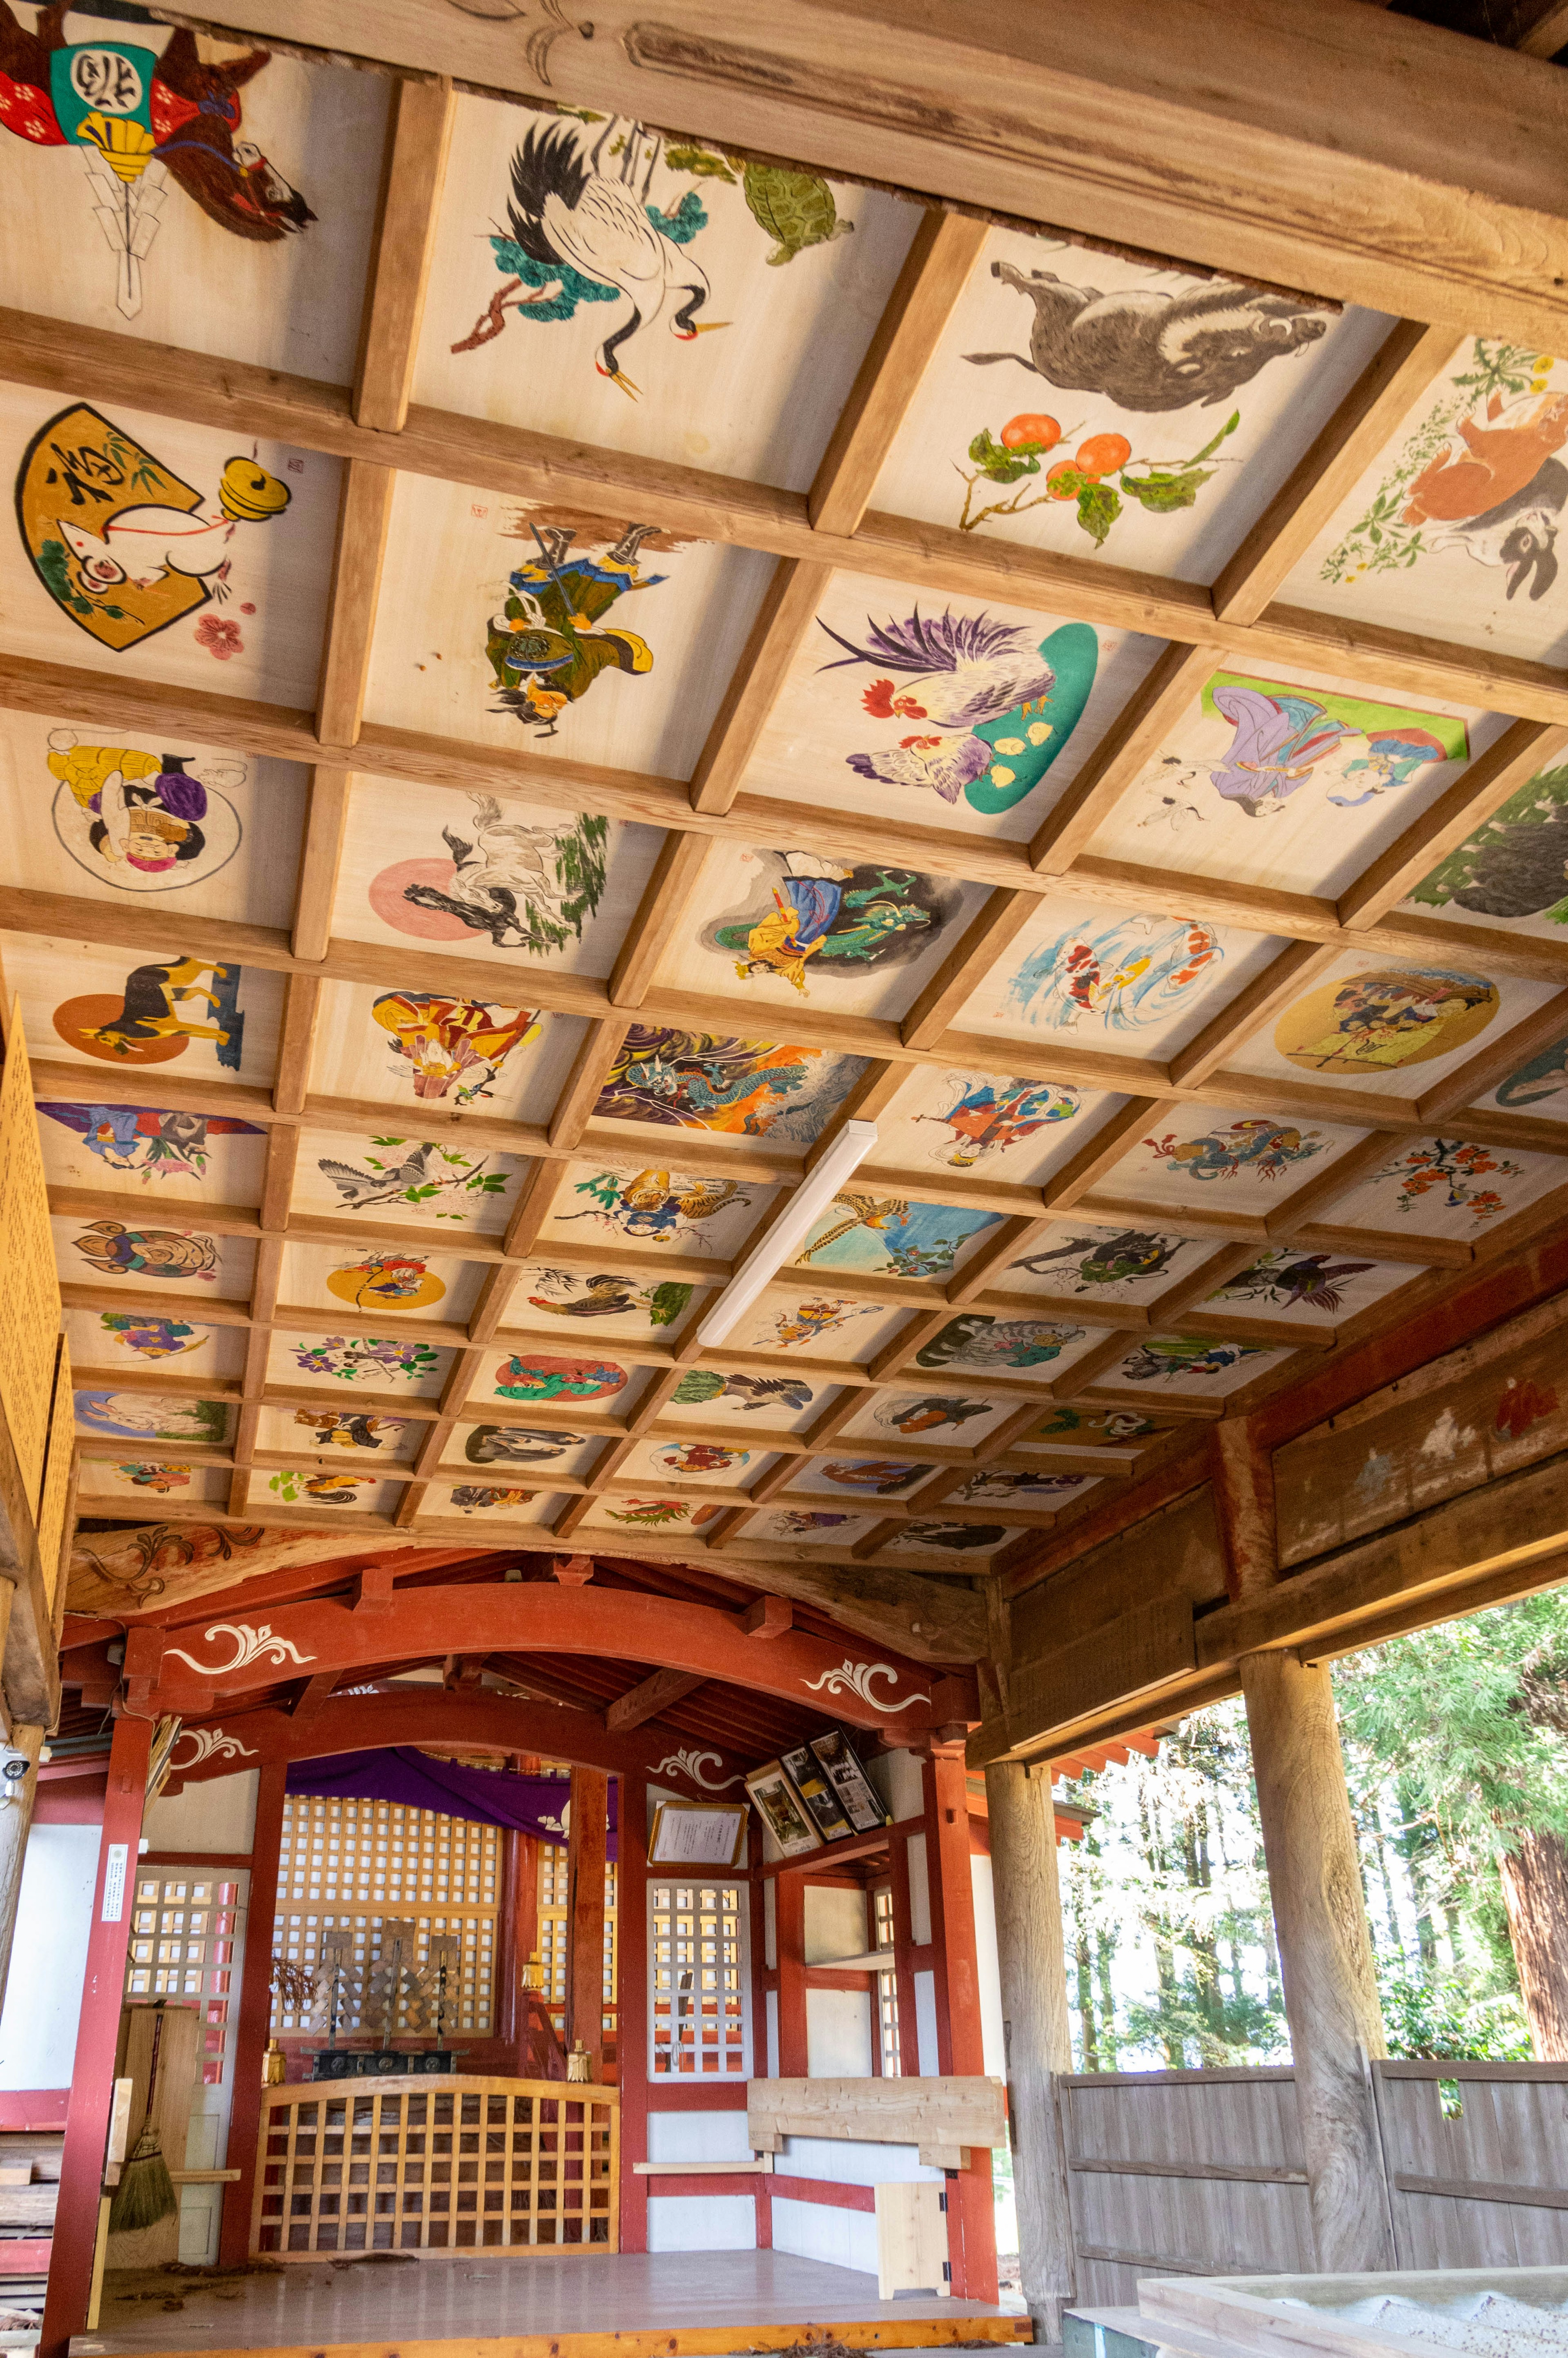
[{"xmin": 72, "ymin": 2251, "xmax": 1031, "ymax": 2358}]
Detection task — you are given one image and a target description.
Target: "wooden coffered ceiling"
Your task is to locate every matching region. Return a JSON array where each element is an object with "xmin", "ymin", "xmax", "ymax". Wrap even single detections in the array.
[{"xmin": 16, "ymin": 0, "xmax": 1568, "ymax": 1617}]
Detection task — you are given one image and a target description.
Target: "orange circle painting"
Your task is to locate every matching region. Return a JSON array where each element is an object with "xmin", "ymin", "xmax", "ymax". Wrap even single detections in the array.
[
  {"xmin": 54, "ymin": 994, "xmax": 188, "ymax": 1065},
  {"xmin": 1274, "ymin": 968, "xmax": 1499, "ymax": 1076},
  {"xmin": 326, "ymin": 1255, "xmax": 448, "ymax": 1313}
]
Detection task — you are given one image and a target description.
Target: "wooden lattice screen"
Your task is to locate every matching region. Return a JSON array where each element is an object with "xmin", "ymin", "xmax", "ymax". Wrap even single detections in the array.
[
  {"xmin": 649, "ymin": 1878, "xmax": 749, "ymax": 2077},
  {"xmin": 252, "ymin": 2074, "xmax": 619, "ymax": 2256},
  {"xmin": 272, "ymin": 1795, "xmax": 499, "ymax": 2038}
]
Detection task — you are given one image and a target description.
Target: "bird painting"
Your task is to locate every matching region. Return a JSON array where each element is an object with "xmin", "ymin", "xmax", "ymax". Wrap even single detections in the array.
[
  {"xmin": 318, "ymin": 1143, "xmax": 439, "ymax": 1209},
  {"xmin": 477, "ymin": 120, "xmax": 719, "ymax": 396},
  {"xmin": 817, "ymin": 608, "xmax": 1098, "ymax": 813}
]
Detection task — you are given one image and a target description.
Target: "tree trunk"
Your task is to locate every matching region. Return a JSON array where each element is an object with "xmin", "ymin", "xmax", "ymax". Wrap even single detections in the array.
[{"xmin": 1499, "ymin": 1830, "xmax": 1568, "ymax": 2059}]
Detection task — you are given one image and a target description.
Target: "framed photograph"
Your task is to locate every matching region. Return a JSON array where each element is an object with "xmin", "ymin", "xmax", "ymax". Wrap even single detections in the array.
[
  {"xmin": 648, "ymin": 1799, "xmax": 748, "ymax": 1868},
  {"xmin": 744, "ymin": 1761, "xmax": 823, "ymax": 1859},
  {"xmin": 780, "ymin": 1742, "xmax": 855, "ymax": 1842},
  {"xmin": 809, "ymin": 1728, "xmax": 889, "ymax": 1833}
]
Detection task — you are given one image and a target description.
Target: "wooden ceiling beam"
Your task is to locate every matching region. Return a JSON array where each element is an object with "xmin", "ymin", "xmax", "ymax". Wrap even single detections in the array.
[
  {"xmin": 688, "ymin": 559, "xmax": 833, "ymax": 816},
  {"xmin": 316, "ymin": 461, "xmax": 395, "ymax": 749},
  {"xmin": 1030, "ymin": 643, "xmax": 1220, "ymax": 874},
  {"xmin": 605, "ymin": 1667, "xmax": 707, "ymax": 1731},
  {"xmin": 807, "ymin": 209, "xmax": 990, "ymax": 539},
  {"xmin": 354, "ymin": 74, "xmax": 456, "ymax": 433},
  {"xmin": 1210, "ymin": 321, "xmax": 1466, "ymax": 626},
  {"xmin": 8, "ymin": 318, "xmax": 1568, "ymax": 727},
  {"xmin": 153, "ymin": 0, "xmax": 1568, "ymax": 345},
  {"xmin": 293, "ymin": 771, "xmax": 353, "ymax": 965},
  {"xmin": 1167, "ymin": 942, "xmax": 1343, "ymax": 1093},
  {"xmin": 900, "ymin": 889, "xmax": 1038, "ymax": 1051},
  {"xmin": 609, "ymin": 834, "xmax": 715, "ymax": 1006},
  {"xmin": 1338, "ymin": 719, "xmax": 1568, "ymax": 931}
]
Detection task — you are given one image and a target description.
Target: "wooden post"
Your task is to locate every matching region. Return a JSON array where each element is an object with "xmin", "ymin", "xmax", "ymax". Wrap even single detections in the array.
[
  {"xmin": 1240, "ymin": 1648, "xmax": 1395, "ymax": 2273},
  {"xmin": 564, "ymin": 1764, "xmax": 608, "ymax": 2074},
  {"xmin": 774, "ymin": 1867, "xmax": 808, "ymax": 2076},
  {"xmin": 985, "ymin": 1758, "xmax": 1076, "ymax": 2345},
  {"xmin": 40, "ymin": 1713, "xmax": 152, "ymax": 2358},
  {"xmin": 0, "ymin": 1723, "xmax": 44, "ymax": 2020},
  {"xmin": 926, "ymin": 1750, "xmax": 999, "ymax": 2304},
  {"xmin": 219, "ymin": 1761, "xmax": 286, "ymax": 2268},
  {"xmin": 1210, "ymin": 1416, "xmax": 1278, "ymax": 1601},
  {"xmin": 617, "ymin": 1773, "xmax": 649, "ymax": 2252}
]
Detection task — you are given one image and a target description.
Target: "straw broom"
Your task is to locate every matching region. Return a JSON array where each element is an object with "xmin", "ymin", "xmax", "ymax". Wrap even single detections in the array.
[{"xmin": 107, "ymin": 2008, "xmax": 178, "ymax": 2233}]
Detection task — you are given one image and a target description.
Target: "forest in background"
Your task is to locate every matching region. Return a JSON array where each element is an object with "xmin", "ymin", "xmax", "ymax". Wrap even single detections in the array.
[{"xmin": 1055, "ymin": 1588, "xmax": 1568, "ymax": 2069}]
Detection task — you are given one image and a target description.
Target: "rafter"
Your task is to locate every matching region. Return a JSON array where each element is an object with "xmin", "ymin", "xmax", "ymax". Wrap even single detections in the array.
[{"xmin": 354, "ymin": 75, "xmax": 456, "ymax": 433}]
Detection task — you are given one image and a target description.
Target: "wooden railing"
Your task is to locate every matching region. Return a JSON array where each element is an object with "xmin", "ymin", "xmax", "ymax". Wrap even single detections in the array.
[{"xmin": 251, "ymin": 2074, "xmax": 618, "ymax": 2259}]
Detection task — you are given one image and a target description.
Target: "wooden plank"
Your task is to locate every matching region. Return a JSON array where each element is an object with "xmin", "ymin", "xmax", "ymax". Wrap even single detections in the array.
[
  {"xmin": 1168, "ymin": 943, "xmax": 1343, "ymax": 1092},
  {"xmin": 748, "ymin": 2076, "xmax": 1007, "ymax": 2160},
  {"xmin": 1067, "ymin": 2155, "xmax": 1307, "ymax": 2187},
  {"xmin": 1031, "ymin": 643, "xmax": 1218, "ymax": 874},
  {"xmin": 809, "ymin": 209, "xmax": 990, "ymax": 537},
  {"xmin": 354, "ymin": 76, "xmax": 456, "ymax": 432},
  {"xmin": 1392, "ymin": 2170, "xmax": 1568, "ymax": 2209}
]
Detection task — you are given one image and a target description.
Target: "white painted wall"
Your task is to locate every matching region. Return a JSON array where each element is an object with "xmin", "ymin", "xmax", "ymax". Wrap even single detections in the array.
[
  {"xmin": 913, "ymin": 1967, "xmax": 939, "ymax": 2076},
  {"xmin": 970, "ymin": 1853, "xmax": 1006, "ymax": 2079},
  {"xmin": 905, "ymin": 1831, "xmax": 931, "ymax": 1944},
  {"xmin": 806, "ymin": 1986, "xmax": 872, "ymax": 2077},
  {"xmin": 646, "ymin": 2109, "xmax": 752, "ymax": 2163},
  {"xmin": 765, "ymin": 1987, "xmax": 780, "ymax": 2078},
  {"xmin": 647, "ymin": 2193, "xmax": 755, "ymax": 2251},
  {"xmin": 776, "ymin": 2135, "xmax": 941, "ymax": 2187},
  {"xmin": 868, "ymin": 1747, "xmax": 925, "ymax": 1824},
  {"xmin": 763, "ymin": 1876, "xmax": 777, "ymax": 1969},
  {"xmin": 144, "ymin": 1769, "xmax": 258, "ymax": 1855},
  {"xmin": 0, "ymin": 1824, "xmax": 97, "ymax": 2088},
  {"xmin": 803, "ymin": 1883, "xmax": 865, "ymax": 1964},
  {"xmin": 771, "ymin": 2193, "xmax": 877, "ymax": 2275}
]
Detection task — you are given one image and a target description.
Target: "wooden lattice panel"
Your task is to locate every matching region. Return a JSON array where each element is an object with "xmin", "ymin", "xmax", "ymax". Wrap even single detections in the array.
[
  {"xmin": 272, "ymin": 1795, "xmax": 498, "ymax": 2039},
  {"xmin": 649, "ymin": 1879, "xmax": 749, "ymax": 2078},
  {"xmin": 276, "ymin": 1795, "xmax": 499, "ymax": 1909},
  {"xmin": 252, "ymin": 2075, "xmax": 619, "ymax": 2257},
  {"xmin": 124, "ymin": 1870, "xmax": 243, "ymax": 2088}
]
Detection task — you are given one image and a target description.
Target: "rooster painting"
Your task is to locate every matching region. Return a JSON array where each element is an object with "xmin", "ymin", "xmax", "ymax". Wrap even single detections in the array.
[
  {"xmin": 817, "ymin": 607, "xmax": 1098, "ymax": 813},
  {"xmin": 0, "ymin": 4, "xmax": 312, "ymax": 316}
]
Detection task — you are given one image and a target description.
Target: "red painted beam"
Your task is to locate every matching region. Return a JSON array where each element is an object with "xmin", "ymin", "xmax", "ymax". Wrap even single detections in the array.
[
  {"xmin": 162, "ymin": 1689, "xmax": 755, "ymax": 1794},
  {"xmin": 127, "ymin": 1588, "xmax": 961, "ymax": 1736}
]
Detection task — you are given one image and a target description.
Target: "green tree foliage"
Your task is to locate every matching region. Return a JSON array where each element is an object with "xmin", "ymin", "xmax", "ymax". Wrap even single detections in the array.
[{"xmin": 1058, "ymin": 1591, "xmax": 1568, "ymax": 2069}]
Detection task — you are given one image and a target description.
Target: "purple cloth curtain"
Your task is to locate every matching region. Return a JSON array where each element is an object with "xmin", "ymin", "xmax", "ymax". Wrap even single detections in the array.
[{"xmin": 285, "ymin": 1748, "xmax": 618, "ymax": 1855}]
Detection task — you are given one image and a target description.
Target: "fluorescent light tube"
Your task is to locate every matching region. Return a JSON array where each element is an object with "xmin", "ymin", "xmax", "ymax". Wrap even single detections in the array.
[{"xmin": 695, "ymin": 1119, "xmax": 880, "ymax": 1351}]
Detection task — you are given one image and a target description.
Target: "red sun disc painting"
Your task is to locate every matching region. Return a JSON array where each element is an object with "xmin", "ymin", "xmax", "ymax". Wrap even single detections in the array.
[{"xmin": 369, "ymin": 859, "xmax": 472, "ymax": 941}]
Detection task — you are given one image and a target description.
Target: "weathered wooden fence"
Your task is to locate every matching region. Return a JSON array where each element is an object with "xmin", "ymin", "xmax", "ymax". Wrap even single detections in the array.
[{"xmin": 1059, "ymin": 2060, "xmax": 1568, "ymax": 2307}]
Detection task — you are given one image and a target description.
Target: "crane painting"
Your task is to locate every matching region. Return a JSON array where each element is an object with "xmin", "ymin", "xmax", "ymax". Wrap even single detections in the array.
[{"xmin": 452, "ymin": 117, "xmax": 854, "ymax": 395}]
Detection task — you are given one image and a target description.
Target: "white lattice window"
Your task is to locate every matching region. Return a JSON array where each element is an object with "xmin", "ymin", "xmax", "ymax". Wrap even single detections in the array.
[
  {"xmin": 272, "ymin": 1797, "xmax": 498, "ymax": 2038},
  {"xmin": 873, "ymin": 1882, "xmax": 901, "ymax": 2077},
  {"xmin": 124, "ymin": 1872, "xmax": 244, "ymax": 2089},
  {"xmin": 649, "ymin": 1879, "xmax": 749, "ymax": 2077}
]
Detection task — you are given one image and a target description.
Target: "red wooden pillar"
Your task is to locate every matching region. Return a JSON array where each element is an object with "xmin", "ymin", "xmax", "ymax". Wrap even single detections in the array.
[
  {"xmin": 40, "ymin": 1714, "xmax": 152, "ymax": 2358},
  {"xmin": 564, "ymin": 1765, "xmax": 608, "ymax": 2074},
  {"xmin": 925, "ymin": 1749, "xmax": 999, "ymax": 2305},
  {"xmin": 774, "ymin": 1868, "xmax": 808, "ymax": 2077},
  {"xmin": 617, "ymin": 1774, "xmax": 648, "ymax": 2253},
  {"xmin": 218, "ymin": 1761, "xmax": 287, "ymax": 2267}
]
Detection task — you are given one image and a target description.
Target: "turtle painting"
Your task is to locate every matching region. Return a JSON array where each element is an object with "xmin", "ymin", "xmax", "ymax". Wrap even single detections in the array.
[{"xmin": 738, "ymin": 163, "xmax": 853, "ymax": 265}]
